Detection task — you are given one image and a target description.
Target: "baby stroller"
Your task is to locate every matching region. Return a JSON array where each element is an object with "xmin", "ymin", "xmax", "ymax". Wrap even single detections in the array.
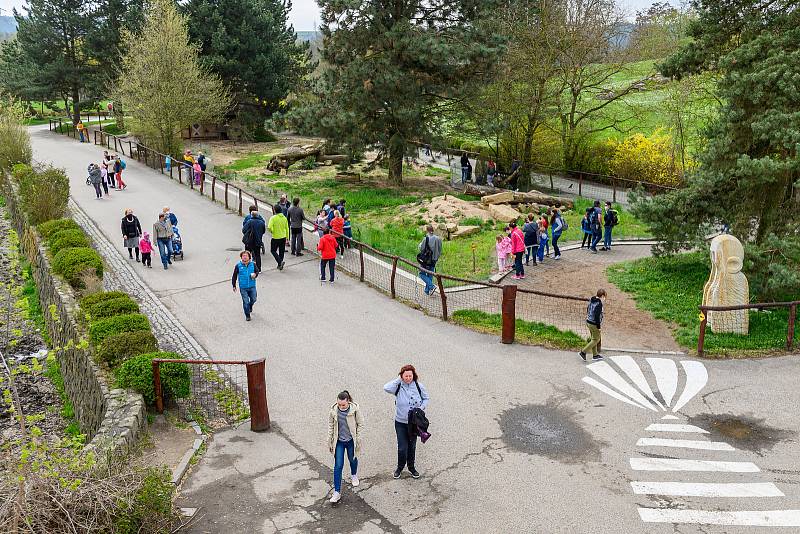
[{"xmin": 171, "ymin": 224, "xmax": 184, "ymax": 260}]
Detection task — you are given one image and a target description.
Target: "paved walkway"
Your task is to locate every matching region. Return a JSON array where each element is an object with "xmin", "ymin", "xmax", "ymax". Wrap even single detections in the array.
[{"xmin": 31, "ymin": 127, "xmax": 800, "ymax": 533}]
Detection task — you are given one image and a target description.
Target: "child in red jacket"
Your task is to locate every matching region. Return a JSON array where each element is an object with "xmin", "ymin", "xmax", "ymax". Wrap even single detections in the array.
[{"xmin": 317, "ymin": 228, "xmax": 338, "ymax": 283}]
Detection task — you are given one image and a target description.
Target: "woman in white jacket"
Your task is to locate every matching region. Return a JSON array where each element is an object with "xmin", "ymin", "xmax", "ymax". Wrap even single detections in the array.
[{"xmin": 327, "ymin": 391, "xmax": 364, "ymax": 504}]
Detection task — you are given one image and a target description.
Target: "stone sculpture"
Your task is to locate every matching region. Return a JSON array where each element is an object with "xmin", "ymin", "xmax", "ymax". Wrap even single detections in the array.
[{"xmin": 703, "ymin": 234, "xmax": 749, "ymax": 334}]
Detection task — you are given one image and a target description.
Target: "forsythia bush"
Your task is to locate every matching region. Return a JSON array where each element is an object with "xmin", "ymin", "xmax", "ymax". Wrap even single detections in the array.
[{"xmin": 609, "ymin": 130, "xmax": 688, "ymax": 187}]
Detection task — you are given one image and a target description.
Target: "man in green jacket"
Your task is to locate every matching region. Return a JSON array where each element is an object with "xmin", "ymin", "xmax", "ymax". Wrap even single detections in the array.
[{"xmin": 267, "ymin": 204, "xmax": 290, "ymax": 270}]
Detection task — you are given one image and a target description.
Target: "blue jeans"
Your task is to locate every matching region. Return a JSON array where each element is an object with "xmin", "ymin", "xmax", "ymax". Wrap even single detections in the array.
[
  {"xmin": 240, "ymin": 286, "xmax": 257, "ymax": 317},
  {"xmin": 156, "ymin": 238, "xmax": 171, "ymax": 266},
  {"xmin": 525, "ymin": 245, "xmax": 537, "ymax": 264},
  {"xmin": 333, "ymin": 439, "xmax": 358, "ymax": 492},
  {"xmin": 591, "ymin": 230, "xmax": 602, "ymax": 251},
  {"xmin": 395, "ymin": 420, "xmax": 417, "ymax": 471},
  {"xmin": 419, "ymin": 264, "xmax": 436, "ymax": 294},
  {"xmin": 603, "ymin": 226, "xmax": 613, "ymax": 249},
  {"xmin": 537, "ymin": 239, "xmax": 547, "ymax": 261},
  {"xmin": 461, "ymin": 166, "xmax": 469, "ymax": 183},
  {"xmin": 552, "ymin": 232, "xmax": 561, "ymax": 257}
]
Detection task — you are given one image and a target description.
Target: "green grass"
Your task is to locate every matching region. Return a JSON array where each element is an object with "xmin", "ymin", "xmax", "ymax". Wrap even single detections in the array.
[
  {"xmin": 606, "ymin": 252, "xmax": 797, "ymax": 356},
  {"xmin": 452, "ymin": 309, "xmax": 585, "ymax": 349},
  {"xmin": 218, "ymin": 152, "xmax": 278, "ymax": 172},
  {"xmin": 20, "ymin": 264, "xmax": 51, "ymax": 345},
  {"xmin": 44, "ymin": 355, "xmax": 83, "ymax": 439}
]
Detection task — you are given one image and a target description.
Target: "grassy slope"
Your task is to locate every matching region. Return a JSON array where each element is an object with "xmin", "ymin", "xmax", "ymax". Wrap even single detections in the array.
[
  {"xmin": 452, "ymin": 310, "xmax": 585, "ymax": 349},
  {"xmin": 606, "ymin": 252, "xmax": 796, "ymax": 356}
]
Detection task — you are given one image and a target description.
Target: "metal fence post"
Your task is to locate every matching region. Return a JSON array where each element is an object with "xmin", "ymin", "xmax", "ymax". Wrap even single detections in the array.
[
  {"xmin": 501, "ymin": 284, "xmax": 517, "ymax": 344},
  {"xmin": 128, "ymin": 140, "xmax": 133, "ymax": 158},
  {"xmin": 612, "ymin": 179, "xmax": 617, "ymax": 203},
  {"xmin": 787, "ymin": 304, "xmax": 797, "ymax": 350},
  {"xmin": 437, "ymin": 275, "xmax": 448, "ymax": 320},
  {"xmin": 697, "ymin": 307, "xmax": 707, "ymax": 357},
  {"xmin": 238, "ymin": 188, "xmax": 243, "ymax": 215},
  {"xmin": 246, "ymin": 359, "xmax": 270, "ymax": 432},
  {"xmin": 391, "ymin": 257, "xmax": 399, "ymax": 298},
  {"xmin": 225, "ymin": 182, "xmax": 229, "ymax": 209},
  {"xmin": 359, "ymin": 244, "xmax": 365, "ymax": 282},
  {"xmin": 211, "ymin": 175, "xmax": 216, "ymax": 201},
  {"xmin": 153, "ymin": 360, "xmax": 164, "ymax": 414}
]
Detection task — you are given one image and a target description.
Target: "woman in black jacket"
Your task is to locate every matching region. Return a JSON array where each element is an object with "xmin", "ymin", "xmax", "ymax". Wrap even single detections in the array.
[{"xmin": 121, "ymin": 209, "xmax": 143, "ymax": 261}]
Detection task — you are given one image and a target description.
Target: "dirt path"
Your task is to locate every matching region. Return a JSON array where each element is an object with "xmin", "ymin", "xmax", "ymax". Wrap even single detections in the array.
[{"xmin": 506, "ymin": 243, "xmax": 681, "ymax": 352}]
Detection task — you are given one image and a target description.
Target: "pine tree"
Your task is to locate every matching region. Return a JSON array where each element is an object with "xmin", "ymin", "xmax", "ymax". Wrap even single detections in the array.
[
  {"xmin": 114, "ymin": 0, "xmax": 231, "ymax": 156},
  {"xmin": 290, "ymin": 0, "xmax": 503, "ymax": 184}
]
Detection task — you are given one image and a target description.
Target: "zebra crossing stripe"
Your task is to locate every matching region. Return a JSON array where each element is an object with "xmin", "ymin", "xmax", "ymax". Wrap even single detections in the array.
[
  {"xmin": 637, "ymin": 437, "xmax": 735, "ymax": 450},
  {"xmin": 637, "ymin": 508, "xmax": 800, "ymax": 526},
  {"xmin": 586, "ymin": 362, "xmax": 659, "ymax": 411},
  {"xmin": 645, "ymin": 423, "xmax": 709, "ymax": 433},
  {"xmin": 629, "ymin": 458, "xmax": 760, "ymax": 472},
  {"xmin": 631, "ymin": 481, "xmax": 784, "ymax": 498}
]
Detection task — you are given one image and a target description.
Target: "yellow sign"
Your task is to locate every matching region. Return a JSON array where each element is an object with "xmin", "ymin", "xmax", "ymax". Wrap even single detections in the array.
[
  {"xmin": 471, "ymin": 243, "xmax": 477, "ymax": 250},
  {"xmin": 699, "ymin": 312, "xmax": 706, "ymax": 322}
]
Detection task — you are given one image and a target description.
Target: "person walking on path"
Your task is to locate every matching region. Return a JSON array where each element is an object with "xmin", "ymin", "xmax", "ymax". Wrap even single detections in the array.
[
  {"xmin": 330, "ymin": 210, "xmax": 345, "ymax": 254},
  {"xmin": 268, "ymin": 205, "xmax": 289, "ymax": 270},
  {"xmin": 100, "ymin": 162, "xmax": 111, "ymax": 196},
  {"xmin": 523, "ymin": 213, "xmax": 538, "ymax": 266},
  {"xmin": 153, "ymin": 213, "xmax": 174, "ymax": 269},
  {"xmin": 242, "ymin": 207, "xmax": 266, "ymax": 271},
  {"xmin": 590, "ymin": 201, "xmax": 602, "ymax": 253},
  {"xmin": 601, "ymin": 201, "xmax": 618, "ymax": 251},
  {"xmin": 327, "ymin": 390, "xmax": 363, "ymax": 504},
  {"xmin": 114, "ymin": 156, "xmax": 127, "ymax": 190},
  {"xmin": 417, "ymin": 225, "xmax": 442, "ymax": 296},
  {"xmin": 277, "ymin": 194, "xmax": 291, "ymax": 217},
  {"xmin": 193, "ymin": 160, "xmax": 202, "ymax": 185},
  {"xmin": 89, "ymin": 163, "xmax": 103, "ymax": 199},
  {"xmin": 510, "ymin": 222, "xmax": 525, "ymax": 279},
  {"xmin": 197, "ymin": 151, "xmax": 207, "ymax": 172},
  {"xmin": 317, "ymin": 228, "xmax": 338, "ymax": 283},
  {"xmin": 460, "ymin": 153, "xmax": 470, "ymax": 184},
  {"xmin": 139, "ymin": 231, "xmax": 153, "ymax": 268},
  {"xmin": 580, "ymin": 213, "xmax": 591, "ymax": 248},
  {"xmin": 384, "ymin": 365, "xmax": 430, "ymax": 479},
  {"xmin": 580, "ymin": 289, "xmax": 607, "ymax": 362},
  {"xmin": 550, "ymin": 209, "xmax": 565, "ymax": 260},
  {"xmin": 231, "ymin": 250, "xmax": 260, "ymax": 321},
  {"xmin": 287, "ymin": 197, "xmax": 305, "ymax": 256},
  {"xmin": 121, "ymin": 209, "xmax": 143, "ymax": 261}
]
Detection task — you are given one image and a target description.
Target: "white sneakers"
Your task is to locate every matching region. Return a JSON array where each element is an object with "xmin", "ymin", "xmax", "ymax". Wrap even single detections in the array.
[
  {"xmin": 330, "ymin": 491, "xmax": 341, "ymax": 503},
  {"xmin": 351, "ymin": 475, "xmax": 360, "ymax": 487}
]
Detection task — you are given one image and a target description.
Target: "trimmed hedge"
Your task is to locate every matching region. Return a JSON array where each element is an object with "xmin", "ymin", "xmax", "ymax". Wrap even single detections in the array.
[
  {"xmin": 49, "ymin": 229, "xmax": 90, "ymax": 255},
  {"xmin": 80, "ymin": 291, "xmax": 129, "ymax": 310},
  {"xmin": 51, "ymin": 247, "xmax": 103, "ymax": 288},
  {"xmin": 87, "ymin": 296, "xmax": 140, "ymax": 320},
  {"xmin": 96, "ymin": 330, "xmax": 158, "ymax": 368},
  {"xmin": 38, "ymin": 217, "xmax": 80, "ymax": 239},
  {"xmin": 115, "ymin": 352, "xmax": 190, "ymax": 405},
  {"xmin": 89, "ymin": 313, "xmax": 150, "ymax": 346}
]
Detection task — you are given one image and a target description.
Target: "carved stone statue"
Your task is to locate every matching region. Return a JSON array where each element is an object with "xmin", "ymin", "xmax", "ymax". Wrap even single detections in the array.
[{"xmin": 703, "ymin": 235, "xmax": 749, "ymax": 334}]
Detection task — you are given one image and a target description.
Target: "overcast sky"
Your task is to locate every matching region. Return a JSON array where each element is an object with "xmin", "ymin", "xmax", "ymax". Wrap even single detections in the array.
[{"xmin": 0, "ymin": 0, "xmax": 679, "ymax": 32}]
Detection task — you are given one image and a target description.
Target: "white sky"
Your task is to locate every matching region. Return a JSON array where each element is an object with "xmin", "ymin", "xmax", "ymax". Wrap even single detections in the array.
[{"xmin": 0, "ymin": 0, "xmax": 678, "ymax": 32}]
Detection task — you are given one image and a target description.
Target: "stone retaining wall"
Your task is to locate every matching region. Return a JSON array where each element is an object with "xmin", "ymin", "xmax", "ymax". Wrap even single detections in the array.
[{"xmin": 1, "ymin": 177, "xmax": 145, "ymax": 454}]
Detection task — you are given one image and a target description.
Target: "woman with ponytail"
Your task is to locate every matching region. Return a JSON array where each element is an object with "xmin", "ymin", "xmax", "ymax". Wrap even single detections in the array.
[{"xmin": 327, "ymin": 390, "xmax": 364, "ymax": 504}]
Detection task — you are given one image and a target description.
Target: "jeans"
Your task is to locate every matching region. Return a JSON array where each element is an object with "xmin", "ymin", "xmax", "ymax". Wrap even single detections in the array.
[
  {"xmin": 537, "ymin": 240, "xmax": 547, "ymax": 261},
  {"xmin": 240, "ymin": 286, "xmax": 257, "ymax": 318},
  {"xmin": 107, "ymin": 172, "xmax": 115, "ymax": 188},
  {"xmin": 603, "ymin": 226, "xmax": 613, "ymax": 249},
  {"xmin": 92, "ymin": 182, "xmax": 102, "ymax": 198},
  {"xmin": 514, "ymin": 251, "xmax": 524, "ymax": 276},
  {"xmin": 552, "ymin": 232, "xmax": 561, "ymax": 257},
  {"xmin": 333, "ymin": 439, "xmax": 358, "ymax": 492},
  {"xmin": 395, "ymin": 419, "xmax": 417, "ymax": 471},
  {"xmin": 290, "ymin": 227, "xmax": 304, "ymax": 254},
  {"xmin": 156, "ymin": 238, "xmax": 171, "ymax": 266},
  {"xmin": 419, "ymin": 264, "xmax": 436, "ymax": 294},
  {"xmin": 525, "ymin": 245, "xmax": 538, "ymax": 264},
  {"xmin": 582, "ymin": 323, "xmax": 602, "ymax": 356},
  {"xmin": 581, "ymin": 232, "xmax": 590, "ymax": 248},
  {"xmin": 591, "ymin": 230, "xmax": 602, "ymax": 251},
  {"xmin": 320, "ymin": 258, "xmax": 335, "ymax": 281},
  {"xmin": 461, "ymin": 166, "xmax": 469, "ymax": 183},
  {"xmin": 270, "ymin": 238, "xmax": 286, "ymax": 266}
]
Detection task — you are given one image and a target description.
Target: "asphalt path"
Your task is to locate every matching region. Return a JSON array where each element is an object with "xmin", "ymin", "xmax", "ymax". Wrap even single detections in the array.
[{"xmin": 31, "ymin": 126, "xmax": 800, "ymax": 533}]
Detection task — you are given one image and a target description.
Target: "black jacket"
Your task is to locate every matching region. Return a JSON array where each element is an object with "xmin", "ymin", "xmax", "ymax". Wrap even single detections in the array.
[
  {"xmin": 409, "ymin": 407, "xmax": 429, "ymax": 438},
  {"xmin": 121, "ymin": 215, "xmax": 142, "ymax": 238},
  {"xmin": 586, "ymin": 296, "xmax": 604, "ymax": 327},
  {"xmin": 242, "ymin": 214, "xmax": 266, "ymax": 248}
]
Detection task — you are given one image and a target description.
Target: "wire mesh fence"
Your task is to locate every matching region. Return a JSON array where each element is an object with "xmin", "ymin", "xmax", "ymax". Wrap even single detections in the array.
[
  {"xmin": 516, "ymin": 289, "xmax": 589, "ymax": 337},
  {"xmin": 698, "ymin": 301, "xmax": 798, "ymax": 357}
]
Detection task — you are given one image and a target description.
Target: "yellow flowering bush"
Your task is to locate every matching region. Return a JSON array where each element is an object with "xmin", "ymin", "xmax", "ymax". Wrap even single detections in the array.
[{"xmin": 609, "ymin": 130, "xmax": 689, "ymax": 187}]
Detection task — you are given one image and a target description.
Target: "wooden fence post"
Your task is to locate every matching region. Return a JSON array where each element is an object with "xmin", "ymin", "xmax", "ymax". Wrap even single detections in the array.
[
  {"xmin": 501, "ymin": 285, "xmax": 517, "ymax": 344},
  {"xmin": 787, "ymin": 304, "xmax": 797, "ymax": 350},
  {"xmin": 225, "ymin": 183, "xmax": 229, "ymax": 209},
  {"xmin": 211, "ymin": 175, "xmax": 216, "ymax": 201},
  {"xmin": 152, "ymin": 361, "xmax": 164, "ymax": 414},
  {"xmin": 238, "ymin": 188, "xmax": 243, "ymax": 216},
  {"xmin": 246, "ymin": 360, "xmax": 270, "ymax": 432},
  {"xmin": 390, "ymin": 257, "xmax": 399, "ymax": 298},
  {"xmin": 437, "ymin": 275, "xmax": 448, "ymax": 320},
  {"xmin": 359, "ymin": 244, "xmax": 365, "ymax": 282}
]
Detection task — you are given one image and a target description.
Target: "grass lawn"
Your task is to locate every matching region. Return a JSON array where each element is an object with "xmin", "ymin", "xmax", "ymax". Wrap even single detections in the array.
[
  {"xmin": 452, "ymin": 309, "xmax": 585, "ymax": 349},
  {"xmin": 221, "ymin": 150, "xmax": 652, "ymax": 280},
  {"xmin": 606, "ymin": 252, "xmax": 797, "ymax": 357}
]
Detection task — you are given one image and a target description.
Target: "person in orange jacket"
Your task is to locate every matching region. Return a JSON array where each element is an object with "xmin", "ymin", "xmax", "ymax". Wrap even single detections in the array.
[
  {"xmin": 317, "ymin": 228, "xmax": 338, "ymax": 283},
  {"xmin": 329, "ymin": 209, "xmax": 345, "ymax": 254}
]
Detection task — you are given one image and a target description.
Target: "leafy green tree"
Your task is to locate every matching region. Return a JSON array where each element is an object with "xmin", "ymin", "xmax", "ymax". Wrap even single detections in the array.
[
  {"xmin": 288, "ymin": 0, "xmax": 503, "ymax": 184},
  {"xmin": 634, "ymin": 0, "xmax": 800, "ymax": 299},
  {"xmin": 113, "ymin": 0, "xmax": 231, "ymax": 156},
  {"xmin": 185, "ymin": 0, "xmax": 308, "ymax": 132}
]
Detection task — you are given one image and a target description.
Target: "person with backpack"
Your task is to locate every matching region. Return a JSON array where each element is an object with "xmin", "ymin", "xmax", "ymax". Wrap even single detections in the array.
[
  {"xmin": 589, "ymin": 201, "xmax": 603, "ymax": 253},
  {"xmin": 317, "ymin": 228, "xmax": 338, "ymax": 283},
  {"xmin": 88, "ymin": 163, "xmax": 103, "ymax": 199},
  {"xmin": 579, "ymin": 289, "xmax": 607, "ymax": 362},
  {"xmin": 242, "ymin": 207, "xmax": 266, "ymax": 270},
  {"xmin": 383, "ymin": 364, "xmax": 429, "ymax": 479},
  {"xmin": 231, "ymin": 250, "xmax": 260, "ymax": 321},
  {"xmin": 114, "ymin": 156, "xmax": 127, "ymax": 190},
  {"xmin": 268, "ymin": 205, "xmax": 290, "ymax": 270},
  {"xmin": 327, "ymin": 390, "xmax": 363, "ymax": 504},
  {"xmin": 287, "ymin": 197, "xmax": 305, "ymax": 256},
  {"xmin": 550, "ymin": 209, "xmax": 566, "ymax": 260},
  {"xmin": 580, "ymin": 213, "xmax": 591, "ymax": 248},
  {"xmin": 417, "ymin": 225, "xmax": 442, "ymax": 296},
  {"xmin": 523, "ymin": 213, "xmax": 539, "ymax": 266},
  {"xmin": 602, "ymin": 201, "xmax": 618, "ymax": 251},
  {"xmin": 197, "ymin": 151, "xmax": 207, "ymax": 172}
]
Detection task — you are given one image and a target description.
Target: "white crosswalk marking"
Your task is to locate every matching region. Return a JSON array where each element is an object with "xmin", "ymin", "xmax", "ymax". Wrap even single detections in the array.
[
  {"xmin": 637, "ymin": 437, "xmax": 735, "ymax": 450},
  {"xmin": 638, "ymin": 508, "xmax": 800, "ymax": 526},
  {"xmin": 629, "ymin": 458, "xmax": 760, "ymax": 472},
  {"xmin": 631, "ymin": 481, "xmax": 784, "ymax": 498},
  {"xmin": 645, "ymin": 423, "xmax": 709, "ymax": 433}
]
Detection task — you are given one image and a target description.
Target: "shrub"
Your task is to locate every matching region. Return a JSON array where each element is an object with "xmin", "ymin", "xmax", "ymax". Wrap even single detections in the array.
[
  {"xmin": 49, "ymin": 229, "xmax": 90, "ymax": 255},
  {"xmin": 299, "ymin": 155, "xmax": 316, "ymax": 169},
  {"xmin": 87, "ymin": 296, "xmax": 140, "ymax": 320},
  {"xmin": 113, "ymin": 467, "xmax": 177, "ymax": 533},
  {"xmin": 52, "ymin": 247, "xmax": 104, "ymax": 288},
  {"xmin": 0, "ymin": 94, "xmax": 32, "ymax": 174},
  {"xmin": 14, "ymin": 163, "xmax": 69, "ymax": 224},
  {"xmin": 96, "ymin": 330, "xmax": 158, "ymax": 368},
  {"xmin": 89, "ymin": 313, "xmax": 150, "ymax": 346},
  {"xmin": 115, "ymin": 352, "xmax": 190, "ymax": 405},
  {"xmin": 38, "ymin": 217, "xmax": 81, "ymax": 239},
  {"xmin": 80, "ymin": 290, "xmax": 129, "ymax": 310},
  {"xmin": 609, "ymin": 129, "xmax": 688, "ymax": 187}
]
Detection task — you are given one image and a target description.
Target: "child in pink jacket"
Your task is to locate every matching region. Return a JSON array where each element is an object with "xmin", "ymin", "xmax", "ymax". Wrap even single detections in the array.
[
  {"xmin": 139, "ymin": 231, "xmax": 153, "ymax": 268},
  {"xmin": 496, "ymin": 233, "xmax": 512, "ymax": 272}
]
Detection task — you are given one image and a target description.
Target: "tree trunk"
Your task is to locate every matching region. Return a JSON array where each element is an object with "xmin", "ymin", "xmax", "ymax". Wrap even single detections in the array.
[
  {"xmin": 71, "ymin": 88, "xmax": 80, "ymax": 125},
  {"xmin": 388, "ymin": 132, "xmax": 404, "ymax": 185}
]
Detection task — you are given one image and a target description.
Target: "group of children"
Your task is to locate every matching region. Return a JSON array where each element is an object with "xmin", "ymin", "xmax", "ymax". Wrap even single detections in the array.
[
  {"xmin": 315, "ymin": 198, "xmax": 352, "ymax": 251},
  {"xmin": 495, "ymin": 209, "xmax": 566, "ymax": 275}
]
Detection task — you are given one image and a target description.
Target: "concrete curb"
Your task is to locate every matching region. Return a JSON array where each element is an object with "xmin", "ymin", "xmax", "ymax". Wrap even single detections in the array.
[
  {"xmin": 604, "ymin": 347, "xmax": 688, "ymax": 356},
  {"xmin": 172, "ymin": 421, "xmax": 207, "ymax": 485}
]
